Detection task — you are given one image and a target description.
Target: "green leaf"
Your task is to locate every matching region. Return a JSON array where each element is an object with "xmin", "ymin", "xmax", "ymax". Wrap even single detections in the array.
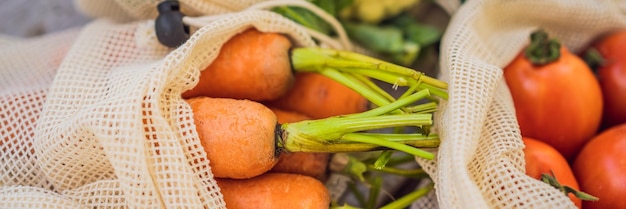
[
  {"xmin": 312, "ymin": 0, "xmax": 336, "ymax": 15},
  {"xmin": 273, "ymin": 0, "xmax": 355, "ymax": 35},
  {"xmin": 333, "ymin": 0, "xmax": 355, "ymax": 14},
  {"xmin": 404, "ymin": 24, "xmax": 441, "ymax": 46},
  {"xmin": 389, "ymin": 42, "xmax": 420, "ymax": 66},
  {"xmin": 343, "ymin": 22, "xmax": 405, "ymax": 53},
  {"xmin": 311, "ymin": 0, "xmax": 354, "ymax": 16},
  {"xmin": 272, "ymin": 6, "xmax": 332, "ymax": 34},
  {"xmin": 388, "ymin": 13, "xmax": 442, "ymax": 46}
]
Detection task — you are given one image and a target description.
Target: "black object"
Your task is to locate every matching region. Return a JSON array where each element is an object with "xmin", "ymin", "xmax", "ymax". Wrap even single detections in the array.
[{"xmin": 155, "ymin": 0, "xmax": 190, "ymax": 48}]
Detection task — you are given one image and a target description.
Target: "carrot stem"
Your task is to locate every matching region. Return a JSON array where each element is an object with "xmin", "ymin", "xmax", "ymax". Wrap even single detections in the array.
[
  {"xmin": 290, "ymin": 47, "xmax": 448, "ymax": 103},
  {"xmin": 418, "ymin": 82, "xmax": 448, "ymax": 100},
  {"xmin": 277, "ymin": 89, "xmax": 439, "ymax": 159},
  {"xmin": 379, "ymin": 183, "xmax": 434, "ymax": 209},
  {"xmin": 373, "ymin": 150, "xmax": 394, "ymax": 169},
  {"xmin": 367, "ymin": 165, "xmax": 428, "ymax": 179},
  {"xmin": 350, "ymin": 89, "xmax": 429, "ymax": 118},
  {"xmin": 281, "ymin": 47, "xmax": 448, "ymax": 160},
  {"xmin": 406, "ymin": 102, "xmax": 438, "ymax": 114},
  {"xmin": 282, "ymin": 113, "xmax": 431, "ymax": 140},
  {"xmin": 293, "ymin": 48, "xmax": 447, "ymax": 88},
  {"xmin": 346, "ymin": 134, "xmax": 440, "ymax": 148},
  {"xmin": 377, "ymin": 153, "xmax": 419, "ymax": 166},
  {"xmin": 285, "ymin": 133, "xmax": 439, "ymax": 153},
  {"xmin": 352, "ymin": 74, "xmax": 398, "ymax": 104},
  {"xmin": 355, "ymin": 133, "xmax": 439, "ymax": 142},
  {"xmin": 348, "ymin": 182, "xmax": 368, "ymax": 207},
  {"xmin": 341, "ymin": 134, "xmax": 435, "ymax": 160},
  {"xmin": 278, "ymin": 115, "xmax": 438, "ymax": 153},
  {"xmin": 346, "ymin": 69, "xmax": 413, "ymax": 87},
  {"xmin": 398, "ymin": 79, "xmax": 421, "ymax": 99},
  {"xmin": 366, "ymin": 175, "xmax": 383, "ymax": 209},
  {"xmin": 319, "ymin": 68, "xmax": 395, "ymax": 108},
  {"xmin": 353, "ymin": 69, "xmax": 416, "ymax": 88}
]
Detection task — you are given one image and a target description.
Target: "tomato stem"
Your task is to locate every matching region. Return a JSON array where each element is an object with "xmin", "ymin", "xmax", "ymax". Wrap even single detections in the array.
[
  {"xmin": 524, "ymin": 29, "xmax": 561, "ymax": 65},
  {"xmin": 582, "ymin": 48, "xmax": 606, "ymax": 71},
  {"xmin": 540, "ymin": 172, "xmax": 599, "ymax": 202}
]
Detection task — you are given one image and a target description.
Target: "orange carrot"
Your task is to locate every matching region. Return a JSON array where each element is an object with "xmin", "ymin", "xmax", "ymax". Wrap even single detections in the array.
[
  {"xmin": 187, "ymin": 93, "xmax": 440, "ymax": 179},
  {"xmin": 266, "ymin": 72, "xmax": 370, "ymax": 119},
  {"xmin": 216, "ymin": 172, "xmax": 330, "ymax": 209},
  {"xmin": 269, "ymin": 107, "xmax": 312, "ymax": 123},
  {"xmin": 182, "ymin": 28, "xmax": 294, "ymax": 101},
  {"xmin": 181, "ymin": 27, "xmax": 449, "ymax": 107},
  {"xmin": 271, "ymin": 152, "xmax": 330, "ymax": 181},
  {"xmin": 182, "ymin": 31, "xmax": 449, "ymax": 178},
  {"xmin": 269, "ymin": 107, "xmax": 330, "ymax": 181},
  {"xmin": 187, "ymin": 96, "xmax": 278, "ymax": 179}
]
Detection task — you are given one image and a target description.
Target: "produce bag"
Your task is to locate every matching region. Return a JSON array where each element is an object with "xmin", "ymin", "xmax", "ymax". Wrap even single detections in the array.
[
  {"xmin": 413, "ymin": 0, "xmax": 626, "ymax": 208},
  {"xmin": 1, "ymin": 27, "xmax": 83, "ymax": 208},
  {"xmin": 1, "ymin": 0, "xmax": 348, "ymax": 208}
]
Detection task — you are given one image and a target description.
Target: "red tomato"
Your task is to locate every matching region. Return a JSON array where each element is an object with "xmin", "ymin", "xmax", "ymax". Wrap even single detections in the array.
[
  {"xmin": 585, "ymin": 30, "xmax": 626, "ymax": 129},
  {"xmin": 573, "ymin": 123, "xmax": 626, "ymax": 209},
  {"xmin": 522, "ymin": 137, "xmax": 581, "ymax": 208},
  {"xmin": 504, "ymin": 30, "xmax": 603, "ymax": 161}
]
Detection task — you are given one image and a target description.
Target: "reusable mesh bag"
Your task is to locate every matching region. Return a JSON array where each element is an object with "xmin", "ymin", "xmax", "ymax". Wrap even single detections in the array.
[
  {"xmin": 413, "ymin": 0, "xmax": 626, "ymax": 208},
  {"xmin": 0, "ymin": 0, "xmax": 349, "ymax": 208},
  {"xmin": 1, "ymin": 27, "xmax": 83, "ymax": 206}
]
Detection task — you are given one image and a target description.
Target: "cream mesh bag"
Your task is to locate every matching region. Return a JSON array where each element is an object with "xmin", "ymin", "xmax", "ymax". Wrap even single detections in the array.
[
  {"xmin": 2, "ymin": 0, "xmax": 626, "ymax": 208},
  {"xmin": 414, "ymin": 0, "xmax": 626, "ymax": 208},
  {"xmin": 0, "ymin": 0, "xmax": 342, "ymax": 208}
]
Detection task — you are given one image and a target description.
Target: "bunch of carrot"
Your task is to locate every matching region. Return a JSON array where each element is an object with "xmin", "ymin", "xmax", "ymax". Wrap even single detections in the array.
[{"xmin": 181, "ymin": 28, "xmax": 447, "ymax": 208}]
